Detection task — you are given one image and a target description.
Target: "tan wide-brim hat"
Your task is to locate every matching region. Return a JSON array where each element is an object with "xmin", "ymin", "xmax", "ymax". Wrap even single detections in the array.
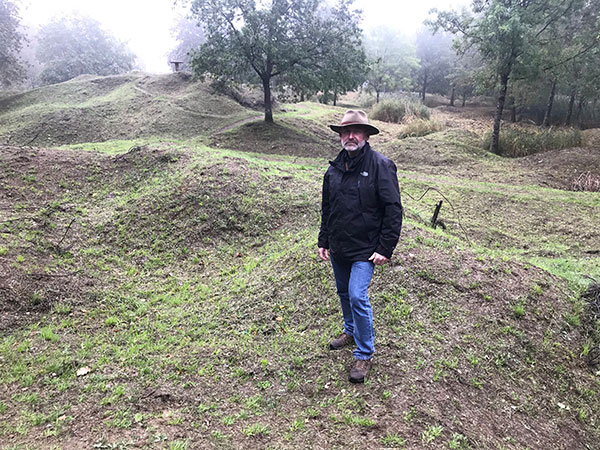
[{"xmin": 329, "ymin": 109, "xmax": 379, "ymax": 135}]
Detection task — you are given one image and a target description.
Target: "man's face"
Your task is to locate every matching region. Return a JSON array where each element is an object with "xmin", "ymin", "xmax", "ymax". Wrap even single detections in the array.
[{"xmin": 340, "ymin": 126, "xmax": 369, "ymax": 152}]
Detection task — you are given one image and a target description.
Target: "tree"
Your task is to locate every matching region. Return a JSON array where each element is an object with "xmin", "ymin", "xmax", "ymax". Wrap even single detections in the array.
[
  {"xmin": 36, "ymin": 15, "xmax": 136, "ymax": 85},
  {"xmin": 189, "ymin": 0, "xmax": 365, "ymax": 123},
  {"xmin": 569, "ymin": 47, "xmax": 600, "ymax": 127},
  {"xmin": 540, "ymin": 1, "xmax": 600, "ymax": 126},
  {"xmin": 415, "ymin": 28, "xmax": 453, "ymax": 102},
  {"xmin": 284, "ymin": 5, "xmax": 366, "ymax": 106},
  {"xmin": 446, "ymin": 47, "xmax": 480, "ymax": 107},
  {"xmin": 431, "ymin": 0, "xmax": 594, "ymax": 153},
  {"xmin": 0, "ymin": 0, "xmax": 26, "ymax": 88},
  {"xmin": 319, "ymin": 42, "xmax": 366, "ymax": 106},
  {"xmin": 363, "ymin": 27, "xmax": 418, "ymax": 103},
  {"xmin": 168, "ymin": 15, "xmax": 206, "ymax": 72}
]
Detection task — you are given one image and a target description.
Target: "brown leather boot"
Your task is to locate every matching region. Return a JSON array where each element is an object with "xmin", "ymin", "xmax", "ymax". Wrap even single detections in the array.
[
  {"xmin": 329, "ymin": 332, "xmax": 354, "ymax": 350},
  {"xmin": 349, "ymin": 358, "xmax": 372, "ymax": 383}
]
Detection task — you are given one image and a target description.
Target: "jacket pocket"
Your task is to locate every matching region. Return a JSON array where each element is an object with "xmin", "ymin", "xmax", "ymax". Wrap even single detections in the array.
[{"xmin": 358, "ymin": 180, "xmax": 377, "ymax": 209}]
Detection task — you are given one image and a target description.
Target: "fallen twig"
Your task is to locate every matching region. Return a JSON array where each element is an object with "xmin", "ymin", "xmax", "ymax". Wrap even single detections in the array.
[
  {"xmin": 402, "ymin": 186, "xmax": 471, "ymax": 244},
  {"xmin": 56, "ymin": 218, "xmax": 76, "ymax": 250},
  {"xmin": 113, "ymin": 144, "xmax": 147, "ymax": 161},
  {"xmin": 24, "ymin": 129, "xmax": 43, "ymax": 147}
]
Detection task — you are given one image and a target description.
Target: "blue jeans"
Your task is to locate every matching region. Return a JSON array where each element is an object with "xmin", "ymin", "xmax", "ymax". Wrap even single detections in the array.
[{"xmin": 330, "ymin": 255, "xmax": 375, "ymax": 360}]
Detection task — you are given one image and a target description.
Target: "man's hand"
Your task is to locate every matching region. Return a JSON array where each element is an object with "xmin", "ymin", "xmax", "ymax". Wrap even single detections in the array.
[
  {"xmin": 318, "ymin": 247, "xmax": 330, "ymax": 262},
  {"xmin": 368, "ymin": 252, "xmax": 388, "ymax": 266}
]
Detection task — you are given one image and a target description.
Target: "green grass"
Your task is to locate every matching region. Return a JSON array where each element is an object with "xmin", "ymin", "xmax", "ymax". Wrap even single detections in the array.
[{"xmin": 0, "ymin": 84, "xmax": 599, "ymax": 448}]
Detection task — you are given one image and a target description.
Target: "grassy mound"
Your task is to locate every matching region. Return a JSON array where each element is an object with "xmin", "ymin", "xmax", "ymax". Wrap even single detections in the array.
[
  {"xmin": 0, "ymin": 73, "xmax": 255, "ymax": 146},
  {"xmin": 1, "ymin": 135, "xmax": 599, "ymax": 448},
  {"xmin": 398, "ymin": 118, "xmax": 444, "ymax": 138}
]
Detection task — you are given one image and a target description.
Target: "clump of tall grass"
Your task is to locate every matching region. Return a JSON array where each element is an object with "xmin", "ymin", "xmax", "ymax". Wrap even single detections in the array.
[
  {"xmin": 482, "ymin": 126, "xmax": 583, "ymax": 157},
  {"xmin": 370, "ymin": 98, "xmax": 430, "ymax": 123},
  {"xmin": 399, "ymin": 118, "xmax": 444, "ymax": 138},
  {"xmin": 572, "ymin": 172, "xmax": 600, "ymax": 192},
  {"xmin": 356, "ymin": 92, "xmax": 377, "ymax": 109}
]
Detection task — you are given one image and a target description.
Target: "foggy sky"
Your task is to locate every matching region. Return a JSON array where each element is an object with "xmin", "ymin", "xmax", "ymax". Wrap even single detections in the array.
[{"xmin": 19, "ymin": 0, "xmax": 468, "ymax": 74}]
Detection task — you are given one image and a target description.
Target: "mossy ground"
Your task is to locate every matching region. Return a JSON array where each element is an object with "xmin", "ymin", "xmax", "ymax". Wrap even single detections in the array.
[{"xmin": 0, "ymin": 75, "xmax": 599, "ymax": 449}]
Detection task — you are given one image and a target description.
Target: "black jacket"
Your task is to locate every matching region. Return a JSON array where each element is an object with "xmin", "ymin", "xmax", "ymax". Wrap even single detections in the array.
[{"xmin": 318, "ymin": 142, "xmax": 403, "ymax": 261}]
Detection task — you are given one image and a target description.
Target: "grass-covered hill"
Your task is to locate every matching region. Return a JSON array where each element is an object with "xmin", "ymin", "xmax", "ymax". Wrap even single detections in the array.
[
  {"xmin": 0, "ymin": 73, "xmax": 599, "ymax": 449},
  {"xmin": 0, "ymin": 72, "xmax": 337, "ymax": 157}
]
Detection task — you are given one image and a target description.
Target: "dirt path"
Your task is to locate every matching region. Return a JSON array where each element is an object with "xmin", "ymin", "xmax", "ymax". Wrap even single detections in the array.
[{"xmin": 212, "ymin": 114, "xmax": 263, "ymax": 134}]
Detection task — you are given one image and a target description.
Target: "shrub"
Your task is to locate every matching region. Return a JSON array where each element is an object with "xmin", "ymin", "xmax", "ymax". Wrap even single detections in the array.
[
  {"xmin": 482, "ymin": 125, "xmax": 582, "ymax": 157},
  {"xmin": 399, "ymin": 118, "xmax": 444, "ymax": 138},
  {"xmin": 370, "ymin": 99, "xmax": 406, "ymax": 123},
  {"xmin": 356, "ymin": 92, "xmax": 377, "ymax": 109},
  {"xmin": 371, "ymin": 98, "xmax": 430, "ymax": 123}
]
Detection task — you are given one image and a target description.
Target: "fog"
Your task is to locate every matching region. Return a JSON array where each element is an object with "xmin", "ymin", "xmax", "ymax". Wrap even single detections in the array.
[{"xmin": 19, "ymin": 0, "xmax": 468, "ymax": 74}]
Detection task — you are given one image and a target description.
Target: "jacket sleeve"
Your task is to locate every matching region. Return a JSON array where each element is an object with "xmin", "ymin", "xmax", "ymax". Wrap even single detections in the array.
[
  {"xmin": 375, "ymin": 159, "xmax": 403, "ymax": 258},
  {"xmin": 318, "ymin": 170, "xmax": 330, "ymax": 249}
]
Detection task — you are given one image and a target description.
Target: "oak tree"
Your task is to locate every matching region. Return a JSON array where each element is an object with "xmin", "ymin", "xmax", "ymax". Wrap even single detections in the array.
[
  {"xmin": 36, "ymin": 15, "xmax": 136, "ymax": 85},
  {"xmin": 0, "ymin": 0, "xmax": 26, "ymax": 88},
  {"xmin": 189, "ymin": 0, "xmax": 365, "ymax": 122},
  {"xmin": 432, "ymin": 0, "xmax": 597, "ymax": 153}
]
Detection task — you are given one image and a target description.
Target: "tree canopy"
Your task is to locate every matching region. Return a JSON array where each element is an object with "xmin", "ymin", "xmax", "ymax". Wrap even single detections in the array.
[
  {"xmin": 432, "ymin": 0, "xmax": 600, "ymax": 152},
  {"xmin": 363, "ymin": 27, "xmax": 418, "ymax": 103},
  {"xmin": 36, "ymin": 15, "xmax": 136, "ymax": 85},
  {"xmin": 0, "ymin": 0, "xmax": 26, "ymax": 88},
  {"xmin": 189, "ymin": 0, "xmax": 365, "ymax": 122},
  {"xmin": 415, "ymin": 28, "xmax": 454, "ymax": 102}
]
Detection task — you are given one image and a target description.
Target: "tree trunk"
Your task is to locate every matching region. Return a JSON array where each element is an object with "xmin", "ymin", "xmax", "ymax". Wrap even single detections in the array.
[
  {"xmin": 376, "ymin": 89, "xmax": 380, "ymax": 104},
  {"xmin": 300, "ymin": 91, "xmax": 305, "ymax": 102},
  {"xmin": 508, "ymin": 97, "xmax": 516, "ymax": 123},
  {"xmin": 450, "ymin": 87, "xmax": 455, "ymax": 106},
  {"xmin": 490, "ymin": 71, "xmax": 510, "ymax": 154},
  {"xmin": 333, "ymin": 90, "xmax": 337, "ymax": 107},
  {"xmin": 576, "ymin": 96, "xmax": 585, "ymax": 128},
  {"xmin": 542, "ymin": 78, "xmax": 557, "ymax": 127},
  {"xmin": 421, "ymin": 72, "xmax": 428, "ymax": 102},
  {"xmin": 565, "ymin": 88, "xmax": 576, "ymax": 126},
  {"xmin": 462, "ymin": 93, "xmax": 466, "ymax": 107},
  {"xmin": 262, "ymin": 76, "xmax": 273, "ymax": 123}
]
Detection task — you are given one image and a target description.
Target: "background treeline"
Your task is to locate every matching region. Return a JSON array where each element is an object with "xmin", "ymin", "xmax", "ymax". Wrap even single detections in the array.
[
  {"xmin": 1, "ymin": 0, "xmax": 599, "ymax": 151},
  {"xmin": 0, "ymin": 2, "xmax": 136, "ymax": 87}
]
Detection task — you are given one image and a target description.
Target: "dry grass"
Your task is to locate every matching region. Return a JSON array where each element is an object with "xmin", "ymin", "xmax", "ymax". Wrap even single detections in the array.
[
  {"xmin": 398, "ymin": 118, "xmax": 444, "ymax": 139},
  {"xmin": 572, "ymin": 172, "xmax": 600, "ymax": 192},
  {"xmin": 370, "ymin": 98, "xmax": 430, "ymax": 123},
  {"xmin": 482, "ymin": 125, "xmax": 583, "ymax": 157}
]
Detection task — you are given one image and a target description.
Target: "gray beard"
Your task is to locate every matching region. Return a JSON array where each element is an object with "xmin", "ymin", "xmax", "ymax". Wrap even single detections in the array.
[{"xmin": 343, "ymin": 140, "xmax": 366, "ymax": 154}]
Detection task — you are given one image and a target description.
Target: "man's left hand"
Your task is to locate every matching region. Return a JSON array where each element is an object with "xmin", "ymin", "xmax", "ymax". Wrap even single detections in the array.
[{"xmin": 368, "ymin": 252, "xmax": 388, "ymax": 266}]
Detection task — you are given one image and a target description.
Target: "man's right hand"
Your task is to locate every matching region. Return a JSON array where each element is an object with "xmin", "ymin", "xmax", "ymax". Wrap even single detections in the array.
[{"xmin": 318, "ymin": 247, "xmax": 330, "ymax": 262}]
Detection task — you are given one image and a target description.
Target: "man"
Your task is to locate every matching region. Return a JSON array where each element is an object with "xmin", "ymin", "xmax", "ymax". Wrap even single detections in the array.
[{"xmin": 318, "ymin": 109, "xmax": 403, "ymax": 383}]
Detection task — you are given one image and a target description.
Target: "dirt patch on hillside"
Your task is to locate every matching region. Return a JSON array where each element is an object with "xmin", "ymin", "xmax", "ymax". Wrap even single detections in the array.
[
  {"xmin": 0, "ymin": 146, "xmax": 104, "ymax": 330},
  {"xmin": 516, "ymin": 145, "xmax": 600, "ymax": 190},
  {"xmin": 433, "ymin": 105, "xmax": 495, "ymax": 135}
]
